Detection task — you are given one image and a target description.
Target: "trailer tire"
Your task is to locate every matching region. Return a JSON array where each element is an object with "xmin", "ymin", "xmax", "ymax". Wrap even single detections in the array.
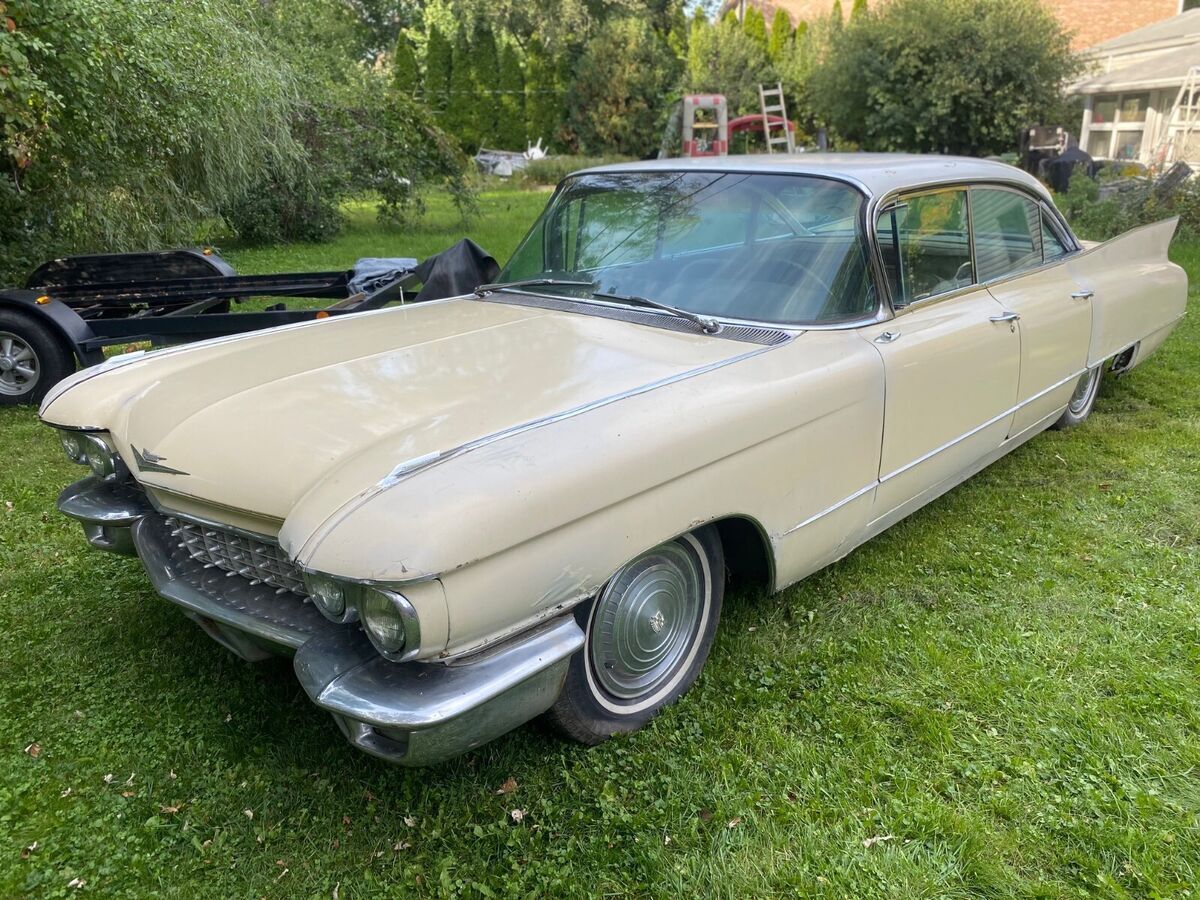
[{"xmin": 0, "ymin": 308, "xmax": 75, "ymax": 407}]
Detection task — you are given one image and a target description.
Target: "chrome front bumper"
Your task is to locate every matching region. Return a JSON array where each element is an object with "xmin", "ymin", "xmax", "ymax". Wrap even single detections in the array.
[{"xmin": 56, "ymin": 477, "xmax": 583, "ymax": 766}]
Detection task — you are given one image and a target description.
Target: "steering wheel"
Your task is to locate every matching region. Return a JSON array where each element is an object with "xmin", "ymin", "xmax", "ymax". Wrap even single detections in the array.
[{"xmin": 765, "ymin": 257, "xmax": 836, "ymax": 299}]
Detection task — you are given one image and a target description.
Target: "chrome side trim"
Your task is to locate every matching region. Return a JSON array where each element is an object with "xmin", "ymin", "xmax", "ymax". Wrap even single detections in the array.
[
  {"xmin": 879, "ymin": 367, "xmax": 1086, "ymax": 484},
  {"xmin": 298, "ymin": 339, "xmax": 792, "ymax": 563},
  {"xmin": 780, "ymin": 366, "xmax": 1088, "ymax": 536},
  {"xmin": 781, "ymin": 482, "xmax": 876, "ymax": 537}
]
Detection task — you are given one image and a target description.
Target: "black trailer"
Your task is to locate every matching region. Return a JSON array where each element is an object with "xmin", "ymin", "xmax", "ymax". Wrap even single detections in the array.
[{"xmin": 0, "ymin": 242, "xmax": 497, "ymax": 406}]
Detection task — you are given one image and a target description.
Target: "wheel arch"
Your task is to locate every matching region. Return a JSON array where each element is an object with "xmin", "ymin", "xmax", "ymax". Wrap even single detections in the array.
[
  {"xmin": 0, "ymin": 292, "xmax": 102, "ymax": 366},
  {"xmin": 710, "ymin": 514, "xmax": 776, "ymax": 593}
]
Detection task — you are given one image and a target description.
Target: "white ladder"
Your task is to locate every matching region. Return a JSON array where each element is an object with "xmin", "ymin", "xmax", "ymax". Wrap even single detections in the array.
[
  {"xmin": 1155, "ymin": 66, "xmax": 1200, "ymax": 168},
  {"xmin": 758, "ymin": 82, "xmax": 795, "ymax": 154}
]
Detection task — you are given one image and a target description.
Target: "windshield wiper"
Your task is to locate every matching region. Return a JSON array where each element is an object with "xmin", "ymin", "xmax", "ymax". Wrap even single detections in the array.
[
  {"xmin": 473, "ymin": 277, "xmax": 594, "ymax": 297},
  {"xmin": 593, "ymin": 290, "xmax": 722, "ymax": 335}
]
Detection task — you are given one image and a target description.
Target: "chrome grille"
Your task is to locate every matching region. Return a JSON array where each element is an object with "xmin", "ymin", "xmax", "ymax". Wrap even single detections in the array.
[{"xmin": 166, "ymin": 516, "xmax": 307, "ymax": 597}]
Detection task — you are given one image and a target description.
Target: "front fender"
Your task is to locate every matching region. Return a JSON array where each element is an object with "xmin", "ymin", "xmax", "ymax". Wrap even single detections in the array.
[{"xmin": 286, "ymin": 331, "xmax": 884, "ymax": 656}]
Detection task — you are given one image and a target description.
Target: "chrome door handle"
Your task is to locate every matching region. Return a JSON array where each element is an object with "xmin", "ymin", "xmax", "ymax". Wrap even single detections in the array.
[
  {"xmin": 873, "ymin": 330, "xmax": 901, "ymax": 344},
  {"xmin": 989, "ymin": 312, "xmax": 1020, "ymax": 323},
  {"xmin": 1070, "ymin": 289, "xmax": 1095, "ymax": 300}
]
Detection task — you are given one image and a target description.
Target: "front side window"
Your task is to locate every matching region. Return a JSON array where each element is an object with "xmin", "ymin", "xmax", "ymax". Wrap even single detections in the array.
[
  {"xmin": 971, "ymin": 188, "xmax": 1042, "ymax": 281},
  {"xmin": 498, "ymin": 172, "xmax": 875, "ymax": 326},
  {"xmin": 875, "ymin": 188, "xmax": 972, "ymax": 307},
  {"xmin": 1041, "ymin": 212, "xmax": 1068, "ymax": 261}
]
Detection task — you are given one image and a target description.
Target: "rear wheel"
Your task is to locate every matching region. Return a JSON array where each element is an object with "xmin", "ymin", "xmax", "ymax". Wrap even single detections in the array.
[
  {"xmin": 547, "ymin": 526, "xmax": 724, "ymax": 745},
  {"xmin": 1051, "ymin": 363, "xmax": 1102, "ymax": 430},
  {"xmin": 0, "ymin": 309, "xmax": 74, "ymax": 407}
]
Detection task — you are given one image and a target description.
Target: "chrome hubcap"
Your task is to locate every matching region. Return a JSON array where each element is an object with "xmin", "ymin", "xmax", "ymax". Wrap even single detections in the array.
[
  {"xmin": 0, "ymin": 332, "xmax": 38, "ymax": 396},
  {"xmin": 1068, "ymin": 366, "xmax": 1099, "ymax": 415},
  {"xmin": 589, "ymin": 539, "xmax": 706, "ymax": 701}
]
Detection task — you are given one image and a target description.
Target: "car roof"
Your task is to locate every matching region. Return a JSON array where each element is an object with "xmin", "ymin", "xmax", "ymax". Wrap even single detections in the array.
[{"xmin": 573, "ymin": 153, "xmax": 1053, "ymax": 203}]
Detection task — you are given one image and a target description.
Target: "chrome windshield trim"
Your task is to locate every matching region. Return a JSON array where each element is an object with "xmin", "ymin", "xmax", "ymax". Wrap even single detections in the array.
[{"xmin": 482, "ymin": 287, "xmax": 886, "ymax": 334}]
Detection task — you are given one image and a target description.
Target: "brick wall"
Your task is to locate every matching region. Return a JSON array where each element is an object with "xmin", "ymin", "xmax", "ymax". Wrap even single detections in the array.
[
  {"xmin": 734, "ymin": 0, "xmax": 1182, "ymax": 49},
  {"xmin": 1043, "ymin": 0, "xmax": 1180, "ymax": 49}
]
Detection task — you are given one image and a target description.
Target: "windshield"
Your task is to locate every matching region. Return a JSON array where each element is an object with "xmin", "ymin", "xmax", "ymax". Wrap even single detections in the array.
[{"xmin": 496, "ymin": 171, "xmax": 875, "ymax": 326}]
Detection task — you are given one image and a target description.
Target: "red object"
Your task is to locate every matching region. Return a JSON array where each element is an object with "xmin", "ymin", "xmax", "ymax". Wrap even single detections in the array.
[{"xmin": 728, "ymin": 114, "xmax": 797, "ymax": 135}]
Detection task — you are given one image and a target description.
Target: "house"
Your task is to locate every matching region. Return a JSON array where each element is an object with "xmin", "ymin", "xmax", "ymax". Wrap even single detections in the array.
[
  {"xmin": 727, "ymin": 0, "xmax": 1193, "ymax": 50},
  {"xmin": 1070, "ymin": 9, "xmax": 1200, "ymax": 168}
]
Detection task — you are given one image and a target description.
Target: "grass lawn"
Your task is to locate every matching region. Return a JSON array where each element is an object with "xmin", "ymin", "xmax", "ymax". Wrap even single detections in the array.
[{"xmin": 1, "ymin": 191, "xmax": 1198, "ymax": 897}]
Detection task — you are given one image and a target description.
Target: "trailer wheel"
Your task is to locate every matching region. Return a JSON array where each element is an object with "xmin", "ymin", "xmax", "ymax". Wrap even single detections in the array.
[{"xmin": 0, "ymin": 309, "xmax": 75, "ymax": 407}]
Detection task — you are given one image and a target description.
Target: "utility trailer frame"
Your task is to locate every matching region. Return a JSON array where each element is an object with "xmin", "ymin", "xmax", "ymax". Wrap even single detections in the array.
[{"xmin": 0, "ymin": 243, "xmax": 496, "ymax": 406}]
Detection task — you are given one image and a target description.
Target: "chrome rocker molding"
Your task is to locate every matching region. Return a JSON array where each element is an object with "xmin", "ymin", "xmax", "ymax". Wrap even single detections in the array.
[{"xmin": 55, "ymin": 477, "xmax": 584, "ymax": 766}]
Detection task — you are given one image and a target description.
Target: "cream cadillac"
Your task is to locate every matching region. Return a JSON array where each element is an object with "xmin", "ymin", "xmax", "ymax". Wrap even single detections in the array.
[{"xmin": 41, "ymin": 155, "xmax": 1187, "ymax": 765}]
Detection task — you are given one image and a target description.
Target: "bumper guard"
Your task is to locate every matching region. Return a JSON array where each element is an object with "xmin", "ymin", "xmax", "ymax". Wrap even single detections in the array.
[{"xmin": 56, "ymin": 476, "xmax": 583, "ymax": 765}]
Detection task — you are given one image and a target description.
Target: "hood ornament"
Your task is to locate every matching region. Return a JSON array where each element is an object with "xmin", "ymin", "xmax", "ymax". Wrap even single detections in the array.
[{"xmin": 131, "ymin": 445, "xmax": 189, "ymax": 477}]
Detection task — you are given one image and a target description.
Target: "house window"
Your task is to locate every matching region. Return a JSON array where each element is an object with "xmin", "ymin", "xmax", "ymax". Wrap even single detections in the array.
[{"xmin": 1086, "ymin": 92, "xmax": 1152, "ymax": 160}]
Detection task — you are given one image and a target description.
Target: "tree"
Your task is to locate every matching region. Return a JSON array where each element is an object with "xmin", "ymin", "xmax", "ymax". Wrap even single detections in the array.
[
  {"xmin": 424, "ymin": 24, "xmax": 453, "ymax": 115},
  {"xmin": 829, "ymin": 0, "xmax": 844, "ymax": 30},
  {"xmin": 568, "ymin": 17, "xmax": 681, "ymax": 155},
  {"xmin": 497, "ymin": 42, "xmax": 527, "ymax": 149},
  {"xmin": 809, "ymin": 0, "xmax": 1079, "ymax": 155},
  {"xmin": 525, "ymin": 37, "xmax": 565, "ymax": 149},
  {"xmin": 394, "ymin": 36, "xmax": 420, "ymax": 96},
  {"xmin": 742, "ymin": 6, "xmax": 768, "ymax": 50},
  {"xmin": 767, "ymin": 9, "xmax": 794, "ymax": 62},
  {"xmin": 686, "ymin": 14, "xmax": 773, "ymax": 115},
  {"xmin": 0, "ymin": 0, "xmax": 302, "ymax": 280},
  {"xmin": 850, "ymin": 0, "xmax": 868, "ymax": 19},
  {"xmin": 470, "ymin": 24, "xmax": 501, "ymax": 148},
  {"xmin": 444, "ymin": 29, "xmax": 476, "ymax": 147}
]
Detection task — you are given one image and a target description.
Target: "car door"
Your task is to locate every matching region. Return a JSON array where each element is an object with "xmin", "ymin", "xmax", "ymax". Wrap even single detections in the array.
[
  {"xmin": 864, "ymin": 186, "xmax": 1021, "ymax": 530},
  {"xmin": 971, "ymin": 187, "xmax": 1092, "ymax": 435}
]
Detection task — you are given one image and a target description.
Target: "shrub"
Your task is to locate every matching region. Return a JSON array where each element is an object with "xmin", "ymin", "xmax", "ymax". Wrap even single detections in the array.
[
  {"xmin": 809, "ymin": 0, "xmax": 1079, "ymax": 155},
  {"xmin": 686, "ymin": 15, "xmax": 772, "ymax": 116},
  {"xmin": 223, "ymin": 76, "xmax": 473, "ymax": 245},
  {"xmin": 1057, "ymin": 170, "xmax": 1200, "ymax": 243},
  {"xmin": 0, "ymin": 0, "xmax": 301, "ymax": 281},
  {"xmin": 567, "ymin": 18, "xmax": 681, "ymax": 157},
  {"xmin": 517, "ymin": 155, "xmax": 637, "ymax": 188}
]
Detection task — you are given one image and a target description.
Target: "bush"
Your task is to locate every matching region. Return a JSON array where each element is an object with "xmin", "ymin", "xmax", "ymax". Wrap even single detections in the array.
[
  {"xmin": 1057, "ymin": 170, "xmax": 1200, "ymax": 243},
  {"xmin": 223, "ymin": 76, "xmax": 473, "ymax": 245},
  {"xmin": 517, "ymin": 155, "xmax": 637, "ymax": 187},
  {"xmin": 567, "ymin": 18, "xmax": 681, "ymax": 156},
  {"xmin": 0, "ymin": 0, "xmax": 301, "ymax": 281},
  {"xmin": 809, "ymin": 0, "xmax": 1079, "ymax": 155}
]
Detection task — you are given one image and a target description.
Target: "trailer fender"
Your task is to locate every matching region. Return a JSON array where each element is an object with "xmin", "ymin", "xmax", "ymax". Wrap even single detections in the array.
[{"xmin": 0, "ymin": 291, "xmax": 103, "ymax": 366}]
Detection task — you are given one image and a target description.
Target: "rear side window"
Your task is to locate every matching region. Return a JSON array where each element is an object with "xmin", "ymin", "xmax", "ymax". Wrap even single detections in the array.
[
  {"xmin": 971, "ymin": 188, "xmax": 1044, "ymax": 281},
  {"xmin": 875, "ymin": 188, "xmax": 972, "ymax": 307}
]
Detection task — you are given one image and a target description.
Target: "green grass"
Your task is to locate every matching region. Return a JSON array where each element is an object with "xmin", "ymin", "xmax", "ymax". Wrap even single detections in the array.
[
  {"xmin": 221, "ymin": 187, "xmax": 550, "ymax": 275},
  {"xmin": 1, "ymin": 196, "xmax": 1198, "ymax": 897}
]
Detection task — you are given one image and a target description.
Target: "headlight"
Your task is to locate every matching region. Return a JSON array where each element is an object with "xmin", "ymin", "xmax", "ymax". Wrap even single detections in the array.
[
  {"xmin": 82, "ymin": 433, "xmax": 119, "ymax": 478},
  {"xmin": 58, "ymin": 430, "xmax": 123, "ymax": 478},
  {"xmin": 60, "ymin": 431, "xmax": 87, "ymax": 464},
  {"xmin": 302, "ymin": 572, "xmax": 353, "ymax": 622},
  {"xmin": 359, "ymin": 589, "xmax": 421, "ymax": 662},
  {"xmin": 300, "ymin": 571, "xmax": 421, "ymax": 659}
]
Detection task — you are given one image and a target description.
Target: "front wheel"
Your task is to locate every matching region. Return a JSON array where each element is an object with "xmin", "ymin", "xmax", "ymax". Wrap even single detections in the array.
[
  {"xmin": 1051, "ymin": 363, "xmax": 1103, "ymax": 430},
  {"xmin": 547, "ymin": 526, "xmax": 724, "ymax": 745}
]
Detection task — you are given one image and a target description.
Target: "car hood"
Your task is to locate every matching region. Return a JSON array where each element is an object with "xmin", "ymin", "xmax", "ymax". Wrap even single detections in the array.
[{"xmin": 42, "ymin": 297, "xmax": 759, "ymax": 524}]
